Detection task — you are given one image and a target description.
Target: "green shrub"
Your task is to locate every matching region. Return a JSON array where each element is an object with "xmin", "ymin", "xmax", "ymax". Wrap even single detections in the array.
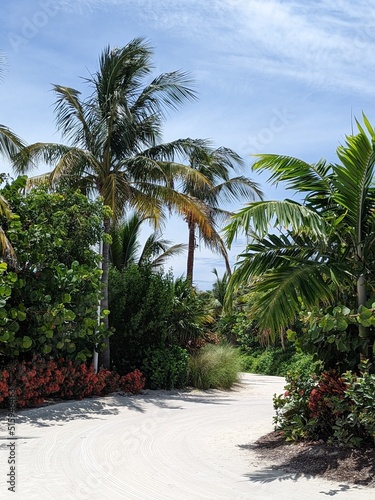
[
  {"xmin": 332, "ymin": 370, "xmax": 375, "ymax": 448},
  {"xmin": 168, "ymin": 277, "xmax": 209, "ymax": 346},
  {"xmin": 141, "ymin": 346, "xmax": 189, "ymax": 390},
  {"xmin": 109, "ymin": 265, "xmax": 174, "ymax": 374},
  {"xmin": 273, "ymin": 370, "xmax": 375, "ymax": 448},
  {"xmin": 188, "ymin": 344, "xmax": 242, "ymax": 390},
  {"xmin": 241, "ymin": 347, "xmax": 318, "ymax": 378},
  {"xmin": 0, "ymin": 181, "xmax": 108, "ymax": 361},
  {"xmin": 273, "ymin": 372, "xmax": 318, "ymax": 442}
]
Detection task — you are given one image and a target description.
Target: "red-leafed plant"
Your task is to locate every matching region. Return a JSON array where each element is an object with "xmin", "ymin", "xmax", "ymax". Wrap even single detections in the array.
[
  {"xmin": 0, "ymin": 356, "xmax": 145, "ymax": 408},
  {"xmin": 119, "ymin": 369, "xmax": 145, "ymax": 394},
  {"xmin": 0, "ymin": 369, "xmax": 9, "ymax": 403}
]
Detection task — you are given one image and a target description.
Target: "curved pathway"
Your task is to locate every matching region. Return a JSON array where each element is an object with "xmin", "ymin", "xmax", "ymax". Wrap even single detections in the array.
[{"xmin": 0, "ymin": 373, "xmax": 373, "ymax": 499}]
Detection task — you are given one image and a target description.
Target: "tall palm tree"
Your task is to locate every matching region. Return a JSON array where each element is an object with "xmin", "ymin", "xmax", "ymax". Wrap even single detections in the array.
[
  {"xmin": 12, "ymin": 38, "xmax": 214, "ymax": 368},
  {"xmin": 176, "ymin": 147, "xmax": 263, "ymax": 283},
  {"xmin": 110, "ymin": 213, "xmax": 187, "ymax": 270},
  {"xmin": 225, "ymin": 114, "xmax": 375, "ymax": 363}
]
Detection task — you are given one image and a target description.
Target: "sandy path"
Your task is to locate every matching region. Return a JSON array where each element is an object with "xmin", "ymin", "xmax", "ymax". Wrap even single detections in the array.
[{"xmin": 0, "ymin": 373, "xmax": 373, "ymax": 499}]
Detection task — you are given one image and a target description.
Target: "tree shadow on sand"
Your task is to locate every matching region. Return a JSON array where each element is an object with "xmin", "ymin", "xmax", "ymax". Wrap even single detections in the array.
[
  {"xmin": 238, "ymin": 431, "xmax": 375, "ymax": 491},
  {"xmin": 2, "ymin": 388, "xmax": 235, "ymax": 428}
]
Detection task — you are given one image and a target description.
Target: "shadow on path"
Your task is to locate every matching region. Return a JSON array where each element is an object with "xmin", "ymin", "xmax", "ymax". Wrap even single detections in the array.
[{"xmin": 6, "ymin": 388, "xmax": 235, "ymax": 428}]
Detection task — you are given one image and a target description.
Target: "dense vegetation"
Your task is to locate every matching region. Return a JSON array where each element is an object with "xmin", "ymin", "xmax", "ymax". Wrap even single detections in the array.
[
  {"xmin": 224, "ymin": 115, "xmax": 375, "ymax": 448},
  {"xmin": 1, "ymin": 38, "xmax": 374, "ymax": 453}
]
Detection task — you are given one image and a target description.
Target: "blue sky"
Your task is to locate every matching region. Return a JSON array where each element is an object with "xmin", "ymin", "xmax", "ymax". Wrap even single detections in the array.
[{"xmin": 1, "ymin": 0, "xmax": 375, "ymax": 289}]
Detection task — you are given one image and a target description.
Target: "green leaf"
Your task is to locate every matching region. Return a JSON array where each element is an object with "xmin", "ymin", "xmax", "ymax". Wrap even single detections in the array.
[
  {"xmin": 335, "ymin": 317, "xmax": 348, "ymax": 331},
  {"xmin": 22, "ymin": 336, "xmax": 32, "ymax": 348},
  {"xmin": 286, "ymin": 329, "xmax": 296, "ymax": 341},
  {"xmin": 342, "ymin": 306, "xmax": 351, "ymax": 316},
  {"xmin": 358, "ymin": 305, "xmax": 372, "ymax": 321},
  {"xmin": 320, "ymin": 315, "xmax": 335, "ymax": 332},
  {"xmin": 17, "ymin": 310, "xmax": 27, "ymax": 321}
]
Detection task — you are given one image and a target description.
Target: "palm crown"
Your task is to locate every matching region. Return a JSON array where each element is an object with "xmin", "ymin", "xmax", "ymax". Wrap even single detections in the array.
[
  {"xmin": 225, "ymin": 115, "xmax": 375, "ymax": 359},
  {"xmin": 12, "ymin": 38, "xmax": 218, "ymax": 367}
]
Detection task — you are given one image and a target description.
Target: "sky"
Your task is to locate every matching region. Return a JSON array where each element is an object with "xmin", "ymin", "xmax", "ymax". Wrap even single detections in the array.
[{"xmin": 1, "ymin": 0, "xmax": 375, "ymax": 289}]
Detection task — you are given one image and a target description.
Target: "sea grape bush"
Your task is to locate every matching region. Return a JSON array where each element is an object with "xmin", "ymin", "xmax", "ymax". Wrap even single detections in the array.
[
  {"xmin": 287, "ymin": 303, "xmax": 375, "ymax": 373},
  {"xmin": 332, "ymin": 370, "xmax": 375, "ymax": 447},
  {"xmin": 0, "ymin": 179, "xmax": 111, "ymax": 361},
  {"xmin": 0, "ymin": 356, "xmax": 145, "ymax": 408}
]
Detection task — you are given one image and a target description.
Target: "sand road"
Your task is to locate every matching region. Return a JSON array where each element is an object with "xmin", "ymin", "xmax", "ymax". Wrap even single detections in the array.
[{"xmin": 0, "ymin": 373, "xmax": 373, "ymax": 499}]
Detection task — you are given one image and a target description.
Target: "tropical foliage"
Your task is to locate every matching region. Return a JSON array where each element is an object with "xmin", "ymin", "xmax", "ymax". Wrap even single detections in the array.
[
  {"xmin": 0, "ymin": 177, "xmax": 108, "ymax": 362},
  {"xmin": 110, "ymin": 213, "xmax": 187, "ymax": 271},
  {"xmin": 108, "ymin": 263, "xmax": 212, "ymax": 384},
  {"xmin": 12, "ymin": 38, "xmax": 214, "ymax": 367},
  {"xmin": 225, "ymin": 115, "xmax": 375, "ymax": 370},
  {"xmin": 109, "ymin": 264, "xmax": 175, "ymax": 375},
  {"xmin": 274, "ymin": 369, "xmax": 375, "ymax": 448},
  {"xmin": 176, "ymin": 147, "xmax": 262, "ymax": 282}
]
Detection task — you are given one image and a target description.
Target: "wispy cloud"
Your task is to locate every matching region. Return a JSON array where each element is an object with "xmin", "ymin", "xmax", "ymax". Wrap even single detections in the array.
[{"xmin": 67, "ymin": 0, "xmax": 375, "ymax": 95}]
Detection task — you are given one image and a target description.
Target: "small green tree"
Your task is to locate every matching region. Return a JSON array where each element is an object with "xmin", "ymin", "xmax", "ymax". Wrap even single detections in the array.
[
  {"xmin": 0, "ymin": 178, "xmax": 108, "ymax": 362},
  {"xmin": 109, "ymin": 264, "xmax": 175, "ymax": 374}
]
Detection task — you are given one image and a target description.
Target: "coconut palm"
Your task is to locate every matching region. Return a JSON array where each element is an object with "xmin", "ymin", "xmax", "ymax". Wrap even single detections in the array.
[
  {"xmin": 225, "ymin": 114, "xmax": 375, "ymax": 362},
  {"xmin": 110, "ymin": 213, "xmax": 187, "ymax": 271},
  {"xmin": 12, "ymin": 38, "xmax": 214, "ymax": 368},
  {"xmin": 176, "ymin": 147, "xmax": 263, "ymax": 283}
]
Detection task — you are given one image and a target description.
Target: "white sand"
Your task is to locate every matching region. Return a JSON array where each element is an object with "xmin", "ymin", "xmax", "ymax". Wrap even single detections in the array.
[{"xmin": 0, "ymin": 373, "xmax": 373, "ymax": 499}]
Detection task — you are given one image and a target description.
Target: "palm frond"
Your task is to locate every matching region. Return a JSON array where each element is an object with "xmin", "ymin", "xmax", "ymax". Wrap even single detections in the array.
[
  {"xmin": 12, "ymin": 142, "xmax": 72, "ymax": 175},
  {"xmin": 224, "ymin": 200, "xmax": 327, "ymax": 248},
  {"xmin": 52, "ymin": 85, "xmax": 93, "ymax": 147},
  {"xmin": 252, "ymin": 154, "xmax": 332, "ymax": 196},
  {"xmin": 334, "ymin": 122, "xmax": 375, "ymax": 239},
  {"xmin": 209, "ymin": 176, "xmax": 263, "ymax": 205},
  {"xmin": 132, "ymin": 70, "xmax": 197, "ymax": 118},
  {"xmin": 0, "ymin": 125, "xmax": 25, "ymax": 162},
  {"xmin": 0, "ymin": 226, "xmax": 16, "ymax": 268},
  {"xmin": 110, "ymin": 214, "xmax": 143, "ymax": 269}
]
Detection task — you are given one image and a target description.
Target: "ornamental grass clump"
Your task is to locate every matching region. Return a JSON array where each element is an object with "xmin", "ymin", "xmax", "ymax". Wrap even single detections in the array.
[{"xmin": 188, "ymin": 343, "xmax": 242, "ymax": 390}]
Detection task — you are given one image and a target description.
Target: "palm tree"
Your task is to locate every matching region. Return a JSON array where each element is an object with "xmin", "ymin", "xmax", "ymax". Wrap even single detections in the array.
[
  {"xmin": 224, "ymin": 114, "xmax": 375, "ymax": 363},
  {"xmin": 12, "ymin": 38, "xmax": 214, "ymax": 368},
  {"xmin": 176, "ymin": 147, "xmax": 263, "ymax": 283},
  {"xmin": 110, "ymin": 213, "xmax": 187, "ymax": 270}
]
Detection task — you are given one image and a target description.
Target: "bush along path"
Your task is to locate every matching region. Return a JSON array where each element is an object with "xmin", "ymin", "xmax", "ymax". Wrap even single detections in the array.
[{"xmin": 0, "ymin": 356, "xmax": 145, "ymax": 408}]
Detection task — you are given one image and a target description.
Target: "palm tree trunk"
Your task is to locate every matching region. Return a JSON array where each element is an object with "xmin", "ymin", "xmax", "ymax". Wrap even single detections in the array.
[
  {"xmin": 357, "ymin": 274, "xmax": 369, "ymax": 363},
  {"xmin": 186, "ymin": 219, "xmax": 195, "ymax": 284},
  {"xmin": 98, "ymin": 217, "xmax": 111, "ymax": 369}
]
